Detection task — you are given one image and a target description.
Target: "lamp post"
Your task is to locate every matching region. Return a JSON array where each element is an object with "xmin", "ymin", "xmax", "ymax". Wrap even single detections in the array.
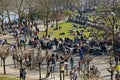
[{"xmin": 110, "ymin": 12, "xmax": 118, "ymax": 65}]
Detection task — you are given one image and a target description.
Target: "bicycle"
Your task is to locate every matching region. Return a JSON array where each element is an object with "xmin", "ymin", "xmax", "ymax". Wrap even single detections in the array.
[{"xmin": 89, "ymin": 66, "xmax": 100, "ymax": 78}]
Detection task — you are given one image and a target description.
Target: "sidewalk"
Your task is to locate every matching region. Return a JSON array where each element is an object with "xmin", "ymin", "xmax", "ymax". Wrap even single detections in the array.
[
  {"xmin": 0, "ymin": 64, "xmax": 70, "ymax": 80},
  {"xmin": 0, "ymin": 55, "xmax": 111, "ymax": 80},
  {"xmin": 0, "ymin": 34, "xmax": 114, "ymax": 80}
]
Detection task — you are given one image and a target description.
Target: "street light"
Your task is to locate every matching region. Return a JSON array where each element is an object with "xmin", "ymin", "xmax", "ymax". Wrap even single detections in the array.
[
  {"xmin": 110, "ymin": 12, "xmax": 117, "ymax": 63},
  {"xmin": 111, "ymin": 12, "xmax": 115, "ymax": 17}
]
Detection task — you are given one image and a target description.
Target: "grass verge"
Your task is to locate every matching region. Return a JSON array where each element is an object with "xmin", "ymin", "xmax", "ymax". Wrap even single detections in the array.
[{"xmin": 0, "ymin": 75, "xmax": 19, "ymax": 80}]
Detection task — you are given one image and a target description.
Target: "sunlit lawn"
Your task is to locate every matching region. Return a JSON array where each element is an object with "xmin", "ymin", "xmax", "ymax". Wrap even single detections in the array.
[
  {"xmin": 0, "ymin": 75, "xmax": 19, "ymax": 80},
  {"xmin": 39, "ymin": 21, "xmax": 104, "ymax": 39}
]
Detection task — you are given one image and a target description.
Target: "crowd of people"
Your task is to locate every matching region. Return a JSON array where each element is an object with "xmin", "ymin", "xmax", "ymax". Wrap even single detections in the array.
[
  {"xmin": 0, "ymin": 14, "xmax": 120, "ymax": 80},
  {"xmin": 68, "ymin": 12, "xmax": 106, "ymax": 31}
]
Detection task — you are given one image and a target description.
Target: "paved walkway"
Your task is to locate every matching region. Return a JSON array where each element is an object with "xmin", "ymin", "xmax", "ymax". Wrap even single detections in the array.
[
  {"xmin": 0, "ymin": 55, "xmax": 112, "ymax": 80},
  {"xmin": 0, "ymin": 34, "xmax": 116, "ymax": 80}
]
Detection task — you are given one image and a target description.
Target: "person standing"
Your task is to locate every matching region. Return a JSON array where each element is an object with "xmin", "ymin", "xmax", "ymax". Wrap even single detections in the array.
[
  {"xmin": 54, "ymin": 38, "xmax": 59, "ymax": 49},
  {"xmin": 50, "ymin": 63, "xmax": 55, "ymax": 79},
  {"xmin": 22, "ymin": 68, "xmax": 26, "ymax": 80},
  {"xmin": 70, "ymin": 57, "xmax": 74, "ymax": 69},
  {"xmin": 20, "ymin": 69, "xmax": 22, "ymax": 80},
  {"xmin": 60, "ymin": 56, "xmax": 65, "ymax": 80}
]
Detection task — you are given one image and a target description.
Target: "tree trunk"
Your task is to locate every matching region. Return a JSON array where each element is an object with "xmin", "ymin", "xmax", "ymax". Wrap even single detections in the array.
[
  {"xmin": 7, "ymin": 10, "xmax": 12, "ymax": 29},
  {"xmin": 1, "ymin": 58, "xmax": 2, "ymax": 66},
  {"xmin": 13, "ymin": 58, "xmax": 16, "ymax": 68},
  {"xmin": 20, "ymin": 59, "xmax": 22, "ymax": 69},
  {"xmin": 46, "ymin": 49, "xmax": 49, "ymax": 73},
  {"xmin": 47, "ymin": 60, "xmax": 49, "ymax": 73},
  {"xmin": 30, "ymin": 60, "xmax": 32, "ymax": 71},
  {"xmin": 18, "ymin": 10, "xmax": 22, "ymax": 28},
  {"xmin": 3, "ymin": 59, "xmax": 6, "ymax": 74},
  {"xmin": 56, "ymin": 19, "xmax": 58, "ymax": 29},
  {"xmin": 27, "ymin": 8, "xmax": 31, "ymax": 26},
  {"xmin": 45, "ymin": 14, "xmax": 49, "ymax": 37},
  {"xmin": 19, "ymin": 59, "xmax": 22, "ymax": 79},
  {"xmin": 87, "ymin": 62, "xmax": 90, "ymax": 78},
  {"xmin": 18, "ymin": 0, "xmax": 23, "ymax": 28},
  {"xmin": 84, "ymin": 63, "xmax": 86, "ymax": 80},
  {"xmin": 12, "ymin": 55, "xmax": 16, "ymax": 68},
  {"xmin": 111, "ymin": 71, "xmax": 113, "ymax": 80},
  {"xmin": 65, "ymin": 64, "xmax": 68, "ymax": 76},
  {"xmin": 38, "ymin": 63, "xmax": 41, "ymax": 80},
  {"xmin": 1, "ymin": 15, "xmax": 4, "ymax": 32}
]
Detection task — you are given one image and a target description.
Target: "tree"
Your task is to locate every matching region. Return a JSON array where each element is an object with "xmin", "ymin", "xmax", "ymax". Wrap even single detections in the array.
[
  {"xmin": 12, "ymin": 47, "xmax": 17, "ymax": 68},
  {"xmin": 36, "ymin": 47, "xmax": 44, "ymax": 80},
  {"xmin": 45, "ymin": 49, "xmax": 49, "ymax": 74},
  {"xmin": 0, "ymin": 45, "xmax": 10, "ymax": 74},
  {"xmin": 0, "ymin": 0, "xmax": 8, "ymax": 32},
  {"xmin": 27, "ymin": 50, "xmax": 34, "ymax": 70},
  {"xmin": 14, "ymin": 47, "xmax": 31, "ymax": 79},
  {"xmin": 50, "ymin": 11, "xmax": 63, "ymax": 29},
  {"xmin": 11, "ymin": 0, "xmax": 25, "ymax": 27},
  {"xmin": 107, "ymin": 57, "xmax": 116, "ymax": 80},
  {"xmin": 83, "ymin": 54, "xmax": 93, "ymax": 78},
  {"xmin": 3, "ymin": 0, "xmax": 13, "ymax": 29},
  {"xmin": 99, "ymin": 0, "xmax": 120, "ymax": 64},
  {"xmin": 24, "ymin": 0, "xmax": 37, "ymax": 26},
  {"xmin": 15, "ymin": 47, "xmax": 24, "ymax": 70},
  {"xmin": 52, "ymin": 0, "xmax": 64, "ymax": 29},
  {"xmin": 36, "ymin": 0, "xmax": 53, "ymax": 37}
]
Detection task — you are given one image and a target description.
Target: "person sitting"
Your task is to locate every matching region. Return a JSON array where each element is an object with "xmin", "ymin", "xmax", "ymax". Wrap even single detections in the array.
[{"xmin": 60, "ymin": 32, "xmax": 65, "ymax": 35}]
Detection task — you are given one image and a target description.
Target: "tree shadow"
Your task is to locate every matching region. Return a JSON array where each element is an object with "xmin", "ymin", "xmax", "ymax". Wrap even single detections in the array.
[{"xmin": 41, "ymin": 77, "xmax": 47, "ymax": 80}]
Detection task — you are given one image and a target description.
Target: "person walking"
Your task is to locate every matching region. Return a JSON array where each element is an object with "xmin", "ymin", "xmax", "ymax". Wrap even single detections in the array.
[{"xmin": 70, "ymin": 57, "xmax": 74, "ymax": 69}]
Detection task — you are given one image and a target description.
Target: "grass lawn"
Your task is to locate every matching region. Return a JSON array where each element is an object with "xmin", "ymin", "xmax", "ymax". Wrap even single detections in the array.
[
  {"xmin": 39, "ymin": 21, "xmax": 104, "ymax": 39},
  {"xmin": 0, "ymin": 75, "xmax": 19, "ymax": 80}
]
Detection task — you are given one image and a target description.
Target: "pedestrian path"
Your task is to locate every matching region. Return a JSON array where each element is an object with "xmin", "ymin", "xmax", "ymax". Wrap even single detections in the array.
[
  {"xmin": 0, "ymin": 34, "xmax": 114, "ymax": 80},
  {"xmin": 0, "ymin": 65, "xmax": 70, "ymax": 80},
  {"xmin": 0, "ymin": 55, "xmax": 110, "ymax": 80}
]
